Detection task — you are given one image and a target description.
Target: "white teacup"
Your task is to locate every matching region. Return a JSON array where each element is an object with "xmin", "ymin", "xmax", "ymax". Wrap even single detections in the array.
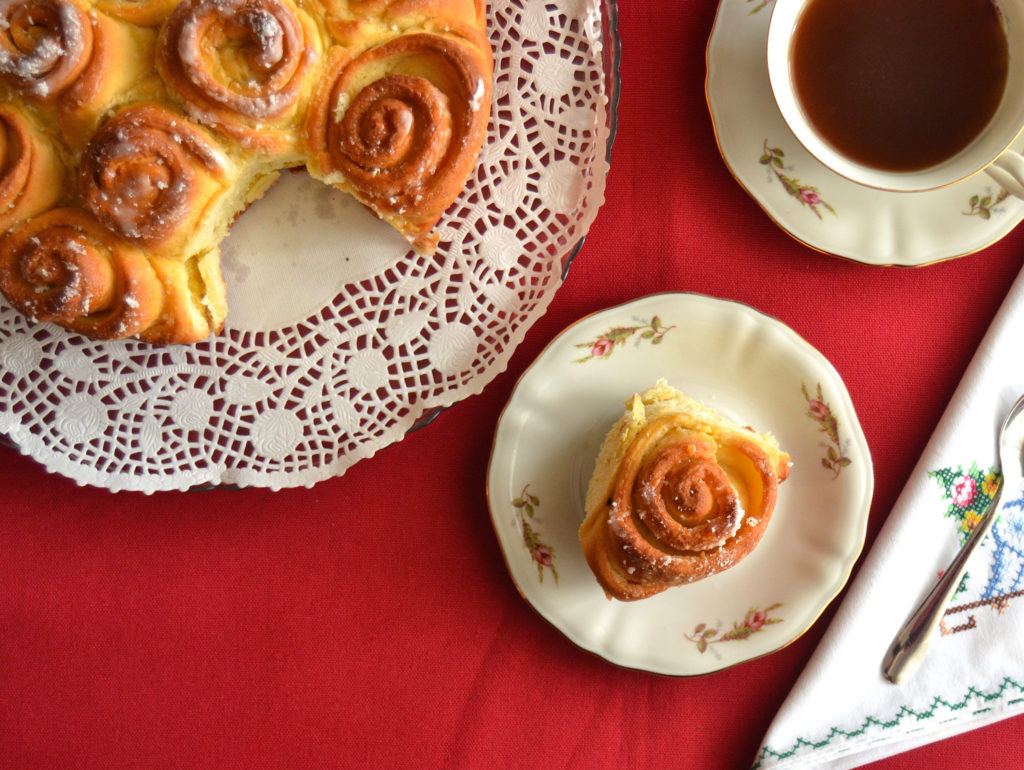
[{"xmin": 767, "ymin": 0, "xmax": 1024, "ymax": 196}]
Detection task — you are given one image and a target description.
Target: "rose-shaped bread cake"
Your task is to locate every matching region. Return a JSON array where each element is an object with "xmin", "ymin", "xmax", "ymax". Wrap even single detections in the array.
[
  {"xmin": 579, "ymin": 380, "xmax": 792, "ymax": 601},
  {"xmin": 0, "ymin": 0, "xmax": 492, "ymax": 343}
]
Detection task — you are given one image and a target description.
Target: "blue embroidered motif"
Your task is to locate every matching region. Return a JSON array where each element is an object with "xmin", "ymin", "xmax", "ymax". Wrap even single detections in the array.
[{"xmin": 983, "ymin": 493, "xmax": 1024, "ymax": 599}]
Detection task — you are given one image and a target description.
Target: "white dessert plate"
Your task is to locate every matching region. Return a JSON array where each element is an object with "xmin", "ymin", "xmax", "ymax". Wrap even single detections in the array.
[
  {"xmin": 706, "ymin": 0, "xmax": 1024, "ymax": 266},
  {"xmin": 486, "ymin": 293, "xmax": 873, "ymax": 676}
]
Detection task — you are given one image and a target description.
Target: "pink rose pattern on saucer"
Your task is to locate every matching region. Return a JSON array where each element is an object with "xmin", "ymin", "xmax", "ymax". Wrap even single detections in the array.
[
  {"xmin": 513, "ymin": 484, "xmax": 558, "ymax": 583},
  {"xmin": 571, "ymin": 316, "xmax": 675, "ymax": 363},
  {"xmin": 760, "ymin": 141, "xmax": 836, "ymax": 220},
  {"xmin": 684, "ymin": 603, "xmax": 784, "ymax": 654},
  {"xmin": 759, "ymin": 137, "xmax": 1013, "ymax": 225},
  {"xmin": 803, "ymin": 381, "xmax": 852, "ymax": 478}
]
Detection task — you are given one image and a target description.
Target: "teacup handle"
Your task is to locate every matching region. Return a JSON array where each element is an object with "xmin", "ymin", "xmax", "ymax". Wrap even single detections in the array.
[{"xmin": 986, "ymin": 150, "xmax": 1024, "ymax": 199}]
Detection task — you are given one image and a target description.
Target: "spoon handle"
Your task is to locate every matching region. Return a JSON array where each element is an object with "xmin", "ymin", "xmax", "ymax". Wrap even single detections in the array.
[{"xmin": 882, "ymin": 486, "xmax": 1004, "ymax": 684}]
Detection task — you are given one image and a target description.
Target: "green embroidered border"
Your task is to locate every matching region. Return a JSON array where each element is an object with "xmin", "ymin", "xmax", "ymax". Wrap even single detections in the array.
[{"xmin": 753, "ymin": 676, "xmax": 1024, "ymax": 768}]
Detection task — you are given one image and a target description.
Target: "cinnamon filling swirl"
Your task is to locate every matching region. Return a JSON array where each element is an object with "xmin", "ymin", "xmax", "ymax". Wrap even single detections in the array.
[
  {"xmin": 0, "ymin": 208, "xmax": 164, "ymax": 340},
  {"xmin": 307, "ymin": 30, "xmax": 491, "ymax": 250},
  {"xmin": 0, "ymin": 0, "xmax": 92, "ymax": 100},
  {"xmin": 580, "ymin": 392, "xmax": 790, "ymax": 601},
  {"xmin": 157, "ymin": 0, "xmax": 320, "ymax": 153},
  {"xmin": 78, "ymin": 103, "xmax": 232, "ymax": 254},
  {"xmin": 0, "ymin": 0, "xmax": 492, "ymax": 342}
]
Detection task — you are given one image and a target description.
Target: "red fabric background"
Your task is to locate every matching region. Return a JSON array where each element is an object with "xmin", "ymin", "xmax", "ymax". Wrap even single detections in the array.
[{"xmin": 3, "ymin": 1, "xmax": 1023, "ymax": 768}]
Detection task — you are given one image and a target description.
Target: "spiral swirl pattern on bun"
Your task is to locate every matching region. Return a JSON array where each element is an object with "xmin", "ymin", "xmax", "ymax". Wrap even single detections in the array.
[
  {"xmin": 79, "ymin": 103, "xmax": 233, "ymax": 255},
  {"xmin": 0, "ymin": 208, "xmax": 166, "ymax": 339},
  {"xmin": 158, "ymin": 0, "xmax": 321, "ymax": 154},
  {"xmin": 307, "ymin": 30, "xmax": 492, "ymax": 251},
  {"xmin": 0, "ymin": 0, "xmax": 158, "ymax": 148},
  {"xmin": 629, "ymin": 438, "xmax": 744, "ymax": 553},
  {"xmin": 0, "ymin": 0, "xmax": 94, "ymax": 100},
  {"xmin": 0, "ymin": 207, "xmax": 226, "ymax": 342},
  {"xmin": 579, "ymin": 381, "xmax": 791, "ymax": 601}
]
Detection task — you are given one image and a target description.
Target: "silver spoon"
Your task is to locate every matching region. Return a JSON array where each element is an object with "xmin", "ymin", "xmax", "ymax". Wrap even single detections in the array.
[{"xmin": 882, "ymin": 392, "xmax": 1024, "ymax": 685}]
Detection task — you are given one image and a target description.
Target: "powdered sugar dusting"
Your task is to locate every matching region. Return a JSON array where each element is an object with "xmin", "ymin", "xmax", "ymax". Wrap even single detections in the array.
[
  {"xmin": 469, "ymin": 78, "xmax": 486, "ymax": 112},
  {"xmin": 0, "ymin": 0, "xmax": 84, "ymax": 97},
  {"xmin": 242, "ymin": 7, "xmax": 284, "ymax": 71},
  {"xmin": 171, "ymin": 0, "xmax": 313, "ymax": 121}
]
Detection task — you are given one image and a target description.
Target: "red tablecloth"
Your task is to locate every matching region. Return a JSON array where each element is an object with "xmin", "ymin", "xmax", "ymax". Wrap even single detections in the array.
[{"xmin": 4, "ymin": 1, "xmax": 1024, "ymax": 768}]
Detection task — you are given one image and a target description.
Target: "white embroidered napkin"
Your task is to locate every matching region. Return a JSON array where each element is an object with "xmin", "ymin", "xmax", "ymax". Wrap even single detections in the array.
[{"xmin": 754, "ymin": 266, "xmax": 1024, "ymax": 769}]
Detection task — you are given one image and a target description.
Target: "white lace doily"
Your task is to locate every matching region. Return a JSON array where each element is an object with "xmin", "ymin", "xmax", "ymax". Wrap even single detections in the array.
[{"xmin": 0, "ymin": 0, "xmax": 616, "ymax": 492}]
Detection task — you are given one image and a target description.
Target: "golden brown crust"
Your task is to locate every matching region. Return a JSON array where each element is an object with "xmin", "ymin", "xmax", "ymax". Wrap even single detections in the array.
[
  {"xmin": 579, "ymin": 388, "xmax": 791, "ymax": 601},
  {"xmin": 0, "ymin": 207, "xmax": 166, "ymax": 339},
  {"xmin": 94, "ymin": 0, "xmax": 181, "ymax": 27},
  {"xmin": 78, "ymin": 102, "xmax": 234, "ymax": 255},
  {"xmin": 55, "ymin": 11, "xmax": 156, "ymax": 147},
  {"xmin": 306, "ymin": 28, "xmax": 491, "ymax": 251},
  {"xmin": 0, "ymin": 0, "xmax": 155, "ymax": 147},
  {"xmin": 346, "ymin": 0, "xmax": 484, "ymax": 24},
  {"xmin": 138, "ymin": 251, "xmax": 226, "ymax": 344},
  {"xmin": 0, "ymin": 104, "xmax": 64, "ymax": 233},
  {"xmin": 0, "ymin": 207, "xmax": 223, "ymax": 343},
  {"xmin": 0, "ymin": 0, "xmax": 94, "ymax": 101},
  {"xmin": 157, "ymin": 0, "xmax": 324, "ymax": 157}
]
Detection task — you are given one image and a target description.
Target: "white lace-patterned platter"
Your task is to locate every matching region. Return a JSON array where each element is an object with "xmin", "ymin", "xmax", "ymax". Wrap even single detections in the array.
[
  {"xmin": 706, "ymin": 0, "xmax": 1024, "ymax": 266},
  {"xmin": 0, "ymin": 0, "xmax": 619, "ymax": 492},
  {"xmin": 486, "ymin": 293, "xmax": 873, "ymax": 676}
]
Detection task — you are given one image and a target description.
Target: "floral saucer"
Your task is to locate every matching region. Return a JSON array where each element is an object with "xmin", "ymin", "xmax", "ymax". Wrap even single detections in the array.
[
  {"xmin": 486, "ymin": 293, "xmax": 873, "ymax": 676},
  {"xmin": 706, "ymin": 0, "xmax": 1024, "ymax": 266}
]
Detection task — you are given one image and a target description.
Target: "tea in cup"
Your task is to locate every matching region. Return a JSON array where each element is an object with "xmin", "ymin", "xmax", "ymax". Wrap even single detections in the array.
[{"xmin": 767, "ymin": 0, "xmax": 1024, "ymax": 196}]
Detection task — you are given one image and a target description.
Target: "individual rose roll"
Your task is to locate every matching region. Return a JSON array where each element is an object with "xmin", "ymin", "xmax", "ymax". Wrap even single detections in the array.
[
  {"xmin": 0, "ymin": 0, "xmax": 95, "ymax": 101},
  {"xmin": 0, "ymin": 207, "xmax": 225, "ymax": 343},
  {"xmin": 78, "ymin": 103, "xmax": 236, "ymax": 258},
  {"xmin": 579, "ymin": 380, "xmax": 792, "ymax": 601},
  {"xmin": 0, "ymin": 0, "xmax": 155, "ymax": 147},
  {"xmin": 0, "ymin": 207, "xmax": 166, "ymax": 340},
  {"xmin": 0, "ymin": 103, "xmax": 65, "ymax": 232},
  {"xmin": 156, "ymin": 0, "xmax": 323, "ymax": 157},
  {"xmin": 306, "ymin": 27, "xmax": 492, "ymax": 253}
]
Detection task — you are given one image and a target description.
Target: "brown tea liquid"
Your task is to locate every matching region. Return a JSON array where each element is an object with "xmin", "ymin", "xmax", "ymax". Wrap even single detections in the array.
[{"xmin": 791, "ymin": 0, "xmax": 1008, "ymax": 172}]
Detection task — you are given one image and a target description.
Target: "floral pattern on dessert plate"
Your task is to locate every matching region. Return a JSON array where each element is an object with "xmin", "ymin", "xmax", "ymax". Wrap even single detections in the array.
[
  {"xmin": 486, "ymin": 293, "xmax": 873, "ymax": 676},
  {"xmin": 705, "ymin": 0, "xmax": 1024, "ymax": 265}
]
